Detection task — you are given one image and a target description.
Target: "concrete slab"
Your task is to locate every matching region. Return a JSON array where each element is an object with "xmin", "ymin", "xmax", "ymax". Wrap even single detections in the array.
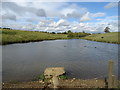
[{"xmin": 44, "ymin": 67, "xmax": 65, "ymax": 78}]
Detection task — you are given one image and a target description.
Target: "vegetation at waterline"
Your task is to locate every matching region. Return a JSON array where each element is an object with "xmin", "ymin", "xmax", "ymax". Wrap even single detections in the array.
[
  {"xmin": 59, "ymin": 75, "xmax": 68, "ymax": 79},
  {"xmin": 0, "ymin": 29, "xmax": 68, "ymax": 45},
  {"xmin": 82, "ymin": 32, "xmax": 120, "ymax": 44},
  {"xmin": 67, "ymin": 30, "xmax": 91, "ymax": 38},
  {"xmin": 0, "ymin": 29, "xmax": 90, "ymax": 45}
]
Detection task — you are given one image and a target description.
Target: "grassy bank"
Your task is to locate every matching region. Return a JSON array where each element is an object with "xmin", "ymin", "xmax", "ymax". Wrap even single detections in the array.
[
  {"xmin": 0, "ymin": 29, "xmax": 120, "ymax": 45},
  {"xmin": 82, "ymin": 32, "xmax": 120, "ymax": 44},
  {"xmin": 0, "ymin": 29, "xmax": 68, "ymax": 45}
]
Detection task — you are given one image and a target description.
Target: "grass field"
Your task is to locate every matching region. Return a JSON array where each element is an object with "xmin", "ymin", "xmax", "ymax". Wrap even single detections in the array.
[
  {"xmin": 0, "ymin": 29, "xmax": 119, "ymax": 45},
  {"xmin": 82, "ymin": 32, "xmax": 120, "ymax": 44},
  {"xmin": 0, "ymin": 29, "xmax": 68, "ymax": 45}
]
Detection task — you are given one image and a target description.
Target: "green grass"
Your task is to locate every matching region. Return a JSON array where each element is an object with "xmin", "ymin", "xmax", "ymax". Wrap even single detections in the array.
[
  {"xmin": 0, "ymin": 29, "xmax": 119, "ymax": 45},
  {"xmin": 0, "ymin": 29, "xmax": 68, "ymax": 45},
  {"xmin": 81, "ymin": 32, "xmax": 120, "ymax": 44},
  {"xmin": 59, "ymin": 75, "xmax": 68, "ymax": 79},
  {"xmin": 37, "ymin": 74, "xmax": 45, "ymax": 81}
]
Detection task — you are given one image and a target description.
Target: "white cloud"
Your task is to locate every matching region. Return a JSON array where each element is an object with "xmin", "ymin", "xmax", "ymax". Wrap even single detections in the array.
[
  {"xmin": 56, "ymin": 19, "xmax": 69, "ymax": 26},
  {"xmin": 2, "ymin": 2, "xmax": 48, "ymax": 18},
  {"xmin": 1, "ymin": 2, "xmax": 107, "ymax": 23},
  {"xmin": 104, "ymin": 2, "xmax": 118, "ymax": 9},
  {"xmin": 2, "ymin": 16, "xmax": 118, "ymax": 33},
  {"xmin": 2, "ymin": 0, "xmax": 119, "ymax": 2},
  {"xmin": 1, "ymin": 2, "xmax": 88, "ymax": 21},
  {"xmin": 34, "ymin": 19, "xmax": 70, "ymax": 32},
  {"xmin": 96, "ymin": 19, "xmax": 103, "ymax": 21},
  {"xmin": 79, "ymin": 23, "xmax": 85, "ymax": 27},
  {"xmin": 1, "ymin": 2, "xmax": 118, "ymax": 33},
  {"xmin": 60, "ymin": 4, "xmax": 87, "ymax": 18},
  {"xmin": 2, "ymin": 13, "xmax": 16, "ymax": 21},
  {"xmin": 80, "ymin": 12, "xmax": 91, "ymax": 22},
  {"xmin": 80, "ymin": 12, "xmax": 106, "ymax": 22},
  {"xmin": 92, "ymin": 12, "xmax": 106, "ymax": 17}
]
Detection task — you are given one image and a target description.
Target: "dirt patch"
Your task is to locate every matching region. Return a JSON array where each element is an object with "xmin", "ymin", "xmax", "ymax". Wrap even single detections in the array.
[{"xmin": 2, "ymin": 78, "xmax": 106, "ymax": 89}]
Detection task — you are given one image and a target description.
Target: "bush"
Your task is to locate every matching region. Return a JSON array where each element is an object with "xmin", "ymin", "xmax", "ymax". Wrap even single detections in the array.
[
  {"xmin": 59, "ymin": 75, "xmax": 68, "ymax": 79},
  {"xmin": 52, "ymin": 32, "xmax": 56, "ymax": 34},
  {"xmin": 37, "ymin": 74, "xmax": 45, "ymax": 81},
  {"xmin": 67, "ymin": 32, "xmax": 90, "ymax": 38}
]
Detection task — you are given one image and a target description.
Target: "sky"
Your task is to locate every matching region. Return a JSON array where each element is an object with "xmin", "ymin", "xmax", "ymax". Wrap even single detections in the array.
[{"xmin": 0, "ymin": 1, "xmax": 119, "ymax": 33}]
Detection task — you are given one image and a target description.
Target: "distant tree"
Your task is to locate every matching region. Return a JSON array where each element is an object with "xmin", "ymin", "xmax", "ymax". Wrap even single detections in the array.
[
  {"xmin": 82, "ymin": 31, "xmax": 85, "ymax": 33},
  {"xmin": 52, "ymin": 32, "xmax": 56, "ymax": 34},
  {"xmin": 67, "ymin": 30, "xmax": 72, "ymax": 33},
  {"xmin": 3, "ymin": 27, "xmax": 11, "ymax": 30},
  {"xmin": 62, "ymin": 32, "xmax": 67, "ymax": 34},
  {"xmin": 104, "ymin": 27, "xmax": 110, "ymax": 33}
]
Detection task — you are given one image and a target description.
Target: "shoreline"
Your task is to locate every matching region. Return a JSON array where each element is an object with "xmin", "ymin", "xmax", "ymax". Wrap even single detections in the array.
[
  {"xmin": 81, "ymin": 38, "xmax": 120, "ymax": 44},
  {"xmin": 1, "ymin": 38, "xmax": 70, "ymax": 45},
  {"xmin": 1, "ymin": 29, "xmax": 120, "ymax": 45},
  {"xmin": 81, "ymin": 32, "xmax": 120, "ymax": 44},
  {"xmin": 1, "ymin": 38, "xmax": 119, "ymax": 46},
  {"xmin": 2, "ymin": 78, "xmax": 107, "ymax": 88},
  {"xmin": 2, "ymin": 78, "xmax": 120, "ymax": 88}
]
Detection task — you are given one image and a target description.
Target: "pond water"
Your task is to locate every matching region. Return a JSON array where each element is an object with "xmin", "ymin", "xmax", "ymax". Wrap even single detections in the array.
[{"xmin": 2, "ymin": 39, "xmax": 119, "ymax": 81}]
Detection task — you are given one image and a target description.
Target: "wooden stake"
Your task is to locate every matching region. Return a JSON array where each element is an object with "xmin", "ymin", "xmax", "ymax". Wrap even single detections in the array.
[
  {"xmin": 108, "ymin": 60, "xmax": 114, "ymax": 88},
  {"xmin": 112, "ymin": 75, "xmax": 118, "ymax": 88}
]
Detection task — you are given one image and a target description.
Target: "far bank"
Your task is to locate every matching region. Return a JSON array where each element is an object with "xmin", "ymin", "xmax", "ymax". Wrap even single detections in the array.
[{"xmin": 0, "ymin": 29, "xmax": 120, "ymax": 45}]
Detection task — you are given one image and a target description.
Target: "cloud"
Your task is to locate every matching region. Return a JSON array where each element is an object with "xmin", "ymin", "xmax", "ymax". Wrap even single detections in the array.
[
  {"xmin": 2, "ymin": 16, "xmax": 118, "ymax": 33},
  {"xmin": 60, "ymin": 4, "xmax": 87, "ymax": 18},
  {"xmin": 94, "ymin": 16, "xmax": 118, "ymax": 32},
  {"xmin": 33, "ymin": 19, "xmax": 70, "ymax": 32},
  {"xmin": 104, "ymin": 2, "xmax": 118, "ymax": 9},
  {"xmin": 92, "ymin": 12, "xmax": 106, "ymax": 17},
  {"xmin": 1, "ymin": 2, "xmax": 118, "ymax": 33},
  {"xmin": 36, "ymin": 9, "xmax": 46, "ymax": 17},
  {"xmin": 2, "ymin": 2, "xmax": 47, "ymax": 18},
  {"xmin": 22, "ymin": 24, "xmax": 35, "ymax": 30},
  {"xmin": 56, "ymin": 19, "xmax": 69, "ymax": 26},
  {"xmin": 1, "ymin": 2, "xmax": 106, "ymax": 23},
  {"xmin": 2, "ymin": 0, "xmax": 119, "ymax": 2},
  {"xmin": 2, "ymin": 13, "xmax": 16, "ymax": 21},
  {"xmin": 80, "ymin": 12, "xmax": 106, "ymax": 22},
  {"xmin": 2, "ymin": 2, "xmax": 29, "ymax": 16},
  {"xmin": 80, "ymin": 12, "xmax": 91, "ymax": 22}
]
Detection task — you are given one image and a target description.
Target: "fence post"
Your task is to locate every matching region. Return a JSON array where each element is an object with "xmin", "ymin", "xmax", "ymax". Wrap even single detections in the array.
[
  {"xmin": 112, "ymin": 75, "xmax": 118, "ymax": 88},
  {"xmin": 108, "ymin": 60, "xmax": 114, "ymax": 88}
]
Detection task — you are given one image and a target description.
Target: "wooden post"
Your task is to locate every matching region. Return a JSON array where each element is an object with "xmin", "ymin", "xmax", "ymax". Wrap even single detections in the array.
[
  {"xmin": 108, "ymin": 60, "xmax": 114, "ymax": 88},
  {"xmin": 112, "ymin": 75, "xmax": 118, "ymax": 88}
]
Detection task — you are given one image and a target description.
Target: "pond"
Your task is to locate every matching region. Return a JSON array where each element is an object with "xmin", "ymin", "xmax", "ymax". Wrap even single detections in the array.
[{"xmin": 2, "ymin": 39, "xmax": 118, "ymax": 81}]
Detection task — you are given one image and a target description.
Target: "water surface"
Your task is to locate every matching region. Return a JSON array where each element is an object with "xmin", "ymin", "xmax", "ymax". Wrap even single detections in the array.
[{"xmin": 2, "ymin": 39, "xmax": 118, "ymax": 81}]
